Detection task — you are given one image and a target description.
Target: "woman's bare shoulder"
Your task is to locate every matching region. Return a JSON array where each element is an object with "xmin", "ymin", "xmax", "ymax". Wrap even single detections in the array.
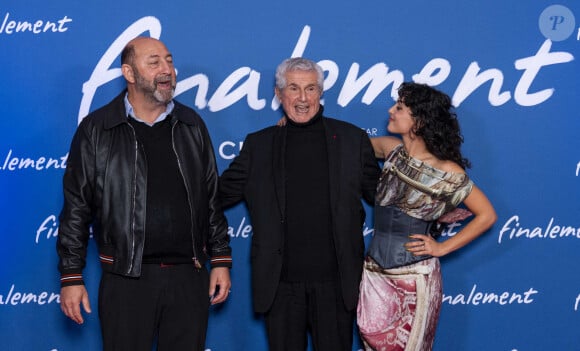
[{"xmin": 436, "ymin": 159, "xmax": 466, "ymax": 174}]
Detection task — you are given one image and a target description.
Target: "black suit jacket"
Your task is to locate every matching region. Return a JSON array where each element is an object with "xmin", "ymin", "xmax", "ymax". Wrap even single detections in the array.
[{"xmin": 220, "ymin": 116, "xmax": 379, "ymax": 313}]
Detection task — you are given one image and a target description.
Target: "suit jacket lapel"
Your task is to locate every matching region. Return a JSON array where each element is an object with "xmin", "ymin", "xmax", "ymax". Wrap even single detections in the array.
[
  {"xmin": 323, "ymin": 118, "xmax": 340, "ymax": 213},
  {"xmin": 273, "ymin": 126, "xmax": 286, "ymax": 219}
]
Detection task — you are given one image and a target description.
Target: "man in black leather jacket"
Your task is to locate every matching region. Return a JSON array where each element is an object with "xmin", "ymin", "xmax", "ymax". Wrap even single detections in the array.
[{"xmin": 57, "ymin": 37, "xmax": 232, "ymax": 351}]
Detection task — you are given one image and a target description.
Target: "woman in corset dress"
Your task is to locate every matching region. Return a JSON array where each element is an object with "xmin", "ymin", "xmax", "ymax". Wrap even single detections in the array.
[{"xmin": 357, "ymin": 82, "xmax": 497, "ymax": 351}]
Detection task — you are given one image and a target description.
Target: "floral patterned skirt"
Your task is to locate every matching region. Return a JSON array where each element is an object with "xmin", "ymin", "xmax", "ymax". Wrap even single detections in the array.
[{"xmin": 357, "ymin": 257, "xmax": 442, "ymax": 351}]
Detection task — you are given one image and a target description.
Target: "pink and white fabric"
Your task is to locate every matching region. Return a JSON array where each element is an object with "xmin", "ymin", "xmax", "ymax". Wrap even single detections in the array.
[{"xmin": 357, "ymin": 258, "xmax": 442, "ymax": 351}]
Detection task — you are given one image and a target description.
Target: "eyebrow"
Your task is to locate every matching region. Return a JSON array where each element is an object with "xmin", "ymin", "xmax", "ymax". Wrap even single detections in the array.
[
  {"xmin": 287, "ymin": 83, "xmax": 317, "ymax": 88},
  {"xmin": 146, "ymin": 54, "xmax": 173, "ymax": 60}
]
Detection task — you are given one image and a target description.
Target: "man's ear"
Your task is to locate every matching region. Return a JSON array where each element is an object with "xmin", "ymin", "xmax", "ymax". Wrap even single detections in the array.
[
  {"xmin": 122, "ymin": 64, "xmax": 135, "ymax": 83},
  {"xmin": 274, "ymin": 87, "xmax": 281, "ymax": 101}
]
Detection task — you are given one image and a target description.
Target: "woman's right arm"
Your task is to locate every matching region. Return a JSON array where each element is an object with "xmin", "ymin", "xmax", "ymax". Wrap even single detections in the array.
[{"xmin": 370, "ymin": 136, "xmax": 401, "ymax": 159}]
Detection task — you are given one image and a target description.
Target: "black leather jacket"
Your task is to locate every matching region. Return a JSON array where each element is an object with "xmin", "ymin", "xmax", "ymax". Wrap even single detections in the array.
[{"xmin": 57, "ymin": 92, "xmax": 231, "ymax": 286}]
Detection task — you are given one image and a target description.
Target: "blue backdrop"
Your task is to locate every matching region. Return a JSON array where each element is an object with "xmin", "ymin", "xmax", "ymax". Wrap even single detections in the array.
[{"xmin": 1, "ymin": 1, "xmax": 579, "ymax": 350}]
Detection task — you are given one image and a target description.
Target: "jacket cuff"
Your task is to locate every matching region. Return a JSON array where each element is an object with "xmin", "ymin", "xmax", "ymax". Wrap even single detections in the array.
[
  {"xmin": 60, "ymin": 271, "xmax": 85, "ymax": 287},
  {"xmin": 210, "ymin": 255, "xmax": 232, "ymax": 268}
]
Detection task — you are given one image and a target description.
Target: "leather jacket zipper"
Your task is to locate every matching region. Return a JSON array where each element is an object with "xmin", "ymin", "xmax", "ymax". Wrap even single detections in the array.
[
  {"xmin": 171, "ymin": 122, "xmax": 202, "ymax": 269},
  {"xmin": 127, "ymin": 122, "xmax": 139, "ymax": 273}
]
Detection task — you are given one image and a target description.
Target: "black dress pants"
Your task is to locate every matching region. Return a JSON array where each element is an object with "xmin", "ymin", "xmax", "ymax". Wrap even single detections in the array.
[
  {"xmin": 264, "ymin": 280, "xmax": 354, "ymax": 351},
  {"xmin": 98, "ymin": 264, "xmax": 210, "ymax": 351}
]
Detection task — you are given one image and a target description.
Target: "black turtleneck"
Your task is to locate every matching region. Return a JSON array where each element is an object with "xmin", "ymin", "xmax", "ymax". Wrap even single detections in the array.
[{"xmin": 282, "ymin": 111, "xmax": 338, "ymax": 282}]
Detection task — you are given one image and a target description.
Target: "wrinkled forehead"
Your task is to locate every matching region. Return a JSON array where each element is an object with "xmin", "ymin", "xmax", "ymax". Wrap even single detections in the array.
[
  {"xmin": 133, "ymin": 38, "xmax": 170, "ymax": 58},
  {"xmin": 285, "ymin": 69, "xmax": 319, "ymax": 83}
]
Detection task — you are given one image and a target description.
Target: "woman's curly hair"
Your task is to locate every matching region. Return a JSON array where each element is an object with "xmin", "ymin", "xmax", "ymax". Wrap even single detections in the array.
[{"xmin": 397, "ymin": 82, "xmax": 471, "ymax": 169}]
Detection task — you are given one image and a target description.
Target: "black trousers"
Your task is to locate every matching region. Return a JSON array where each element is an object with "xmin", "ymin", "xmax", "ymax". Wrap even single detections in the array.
[
  {"xmin": 264, "ymin": 280, "xmax": 354, "ymax": 351},
  {"xmin": 98, "ymin": 264, "xmax": 210, "ymax": 351}
]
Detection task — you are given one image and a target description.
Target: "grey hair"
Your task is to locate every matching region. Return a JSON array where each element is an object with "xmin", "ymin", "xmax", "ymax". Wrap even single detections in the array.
[{"xmin": 275, "ymin": 57, "xmax": 324, "ymax": 91}]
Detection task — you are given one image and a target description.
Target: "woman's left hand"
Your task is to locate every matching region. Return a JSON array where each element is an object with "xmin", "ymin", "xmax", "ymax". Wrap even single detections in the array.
[{"xmin": 406, "ymin": 234, "xmax": 444, "ymax": 257}]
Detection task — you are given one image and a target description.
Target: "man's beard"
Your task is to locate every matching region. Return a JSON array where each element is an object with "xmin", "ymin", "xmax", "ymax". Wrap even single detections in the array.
[{"xmin": 133, "ymin": 67, "xmax": 175, "ymax": 104}]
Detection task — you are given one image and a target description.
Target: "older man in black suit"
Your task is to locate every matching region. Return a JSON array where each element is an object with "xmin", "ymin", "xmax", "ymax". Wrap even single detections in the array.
[{"xmin": 220, "ymin": 57, "xmax": 379, "ymax": 351}]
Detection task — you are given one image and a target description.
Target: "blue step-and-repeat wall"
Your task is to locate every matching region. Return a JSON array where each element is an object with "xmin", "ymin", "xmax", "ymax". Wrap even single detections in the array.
[{"xmin": 1, "ymin": 1, "xmax": 579, "ymax": 350}]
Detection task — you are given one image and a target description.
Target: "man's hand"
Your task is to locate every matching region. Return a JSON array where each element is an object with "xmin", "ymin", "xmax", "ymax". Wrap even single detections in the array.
[
  {"xmin": 60, "ymin": 285, "xmax": 91, "ymax": 324},
  {"xmin": 208, "ymin": 267, "xmax": 231, "ymax": 305}
]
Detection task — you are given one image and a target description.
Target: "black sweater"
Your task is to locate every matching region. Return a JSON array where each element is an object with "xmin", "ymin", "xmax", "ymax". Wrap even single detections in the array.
[
  {"xmin": 129, "ymin": 117, "xmax": 194, "ymax": 263},
  {"xmin": 282, "ymin": 113, "xmax": 338, "ymax": 282}
]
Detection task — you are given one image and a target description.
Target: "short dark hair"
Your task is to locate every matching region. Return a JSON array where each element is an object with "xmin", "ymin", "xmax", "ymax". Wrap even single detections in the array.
[{"xmin": 121, "ymin": 42, "xmax": 136, "ymax": 66}]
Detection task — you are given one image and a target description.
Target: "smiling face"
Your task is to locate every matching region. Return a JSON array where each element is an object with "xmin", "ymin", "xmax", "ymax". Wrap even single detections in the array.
[
  {"xmin": 387, "ymin": 99, "xmax": 417, "ymax": 135},
  {"xmin": 275, "ymin": 70, "xmax": 322, "ymax": 123},
  {"xmin": 123, "ymin": 37, "xmax": 177, "ymax": 105}
]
